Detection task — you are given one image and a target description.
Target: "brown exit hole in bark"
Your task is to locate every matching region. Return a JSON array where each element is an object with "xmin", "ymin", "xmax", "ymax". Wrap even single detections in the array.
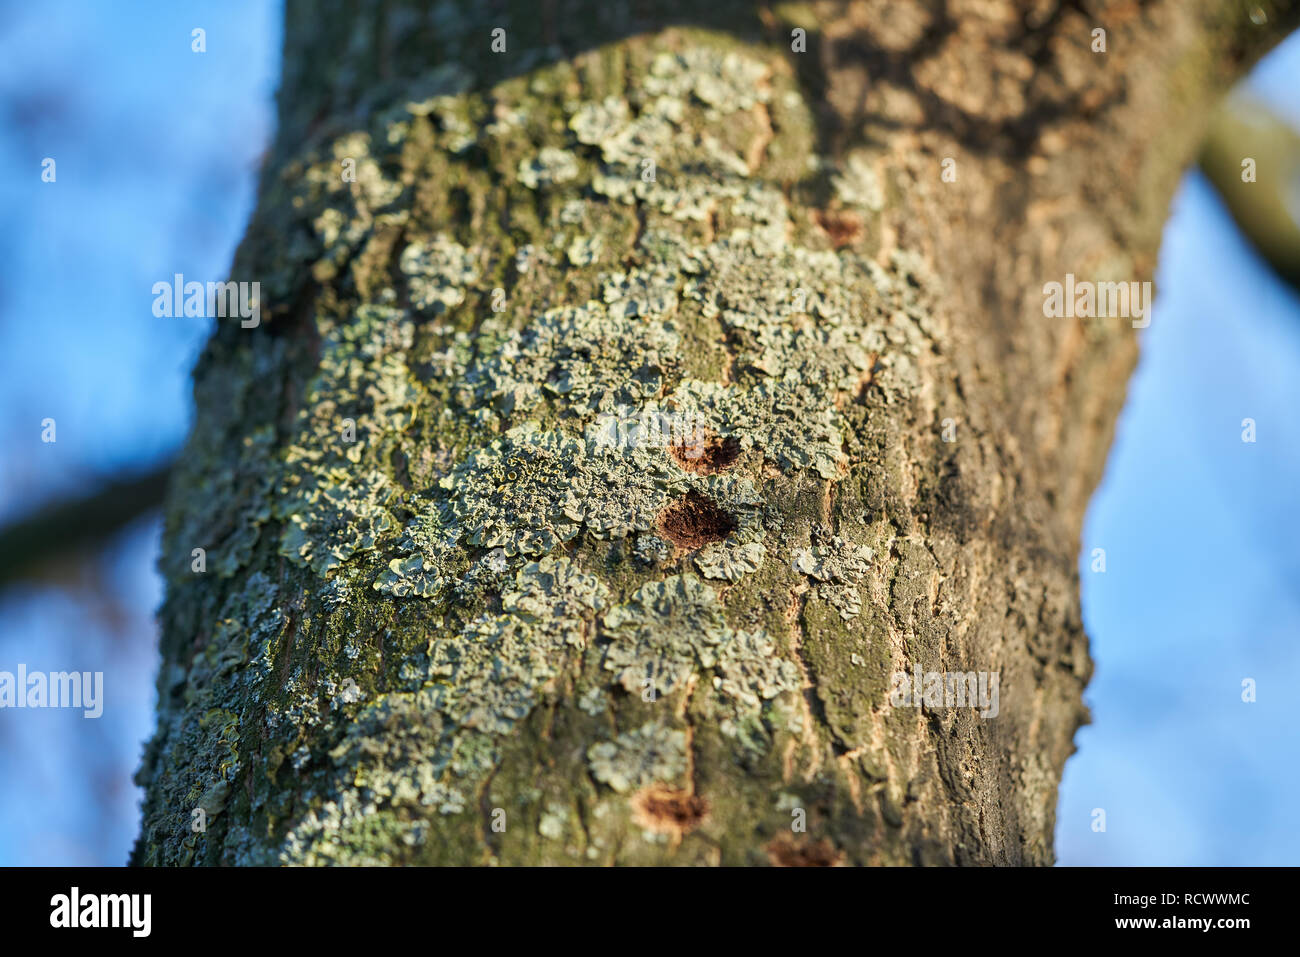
[
  {"xmin": 656, "ymin": 491, "xmax": 737, "ymax": 550},
  {"xmin": 631, "ymin": 786, "xmax": 709, "ymax": 838},
  {"xmin": 668, "ymin": 430, "xmax": 742, "ymax": 475},
  {"xmin": 812, "ymin": 208, "xmax": 862, "ymax": 249},
  {"xmin": 766, "ymin": 835, "xmax": 844, "ymax": 867}
]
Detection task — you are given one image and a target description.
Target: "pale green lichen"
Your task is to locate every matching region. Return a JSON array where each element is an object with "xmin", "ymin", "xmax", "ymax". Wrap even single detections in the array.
[
  {"xmin": 281, "ymin": 555, "xmax": 606, "ymax": 861},
  {"xmin": 463, "ymin": 303, "xmax": 680, "ymax": 419},
  {"xmin": 711, "ymin": 628, "xmax": 803, "ymax": 745},
  {"xmin": 431, "ymin": 555, "xmax": 607, "ymax": 739},
  {"xmin": 574, "ymin": 49, "xmax": 775, "ymax": 221},
  {"xmin": 568, "ymin": 96, "xmax": 631, "ymax": 148},
  {"xmin": 502, "ymin": 552, "xmax": 609, "ymax": 623},
  {"xmin": 632, "ymin": 533, "xmax": 673, "ymax": 566},
  {"xmin": 587, "ymin": 723, "xmax": 689, "ymax": 793},
  {"xmin": 281, "ymin": 131, "xmax": 409, "ymax": 288},
  {"xmin": 373, "ymin": 554, "xmax": 445, "ymax": 598},
  {"xmin": 695, "ymin": 540, "xmax": 766, "ymax": 581},
  {"xmin": 420, "ymin": 420, "xmax": 768, "ymax": 565},
  {"xmin": 518, "ymin": 146, "xmax": 581, "ymax": 189},
  {"xmin": 565, "ymin": 233, "xmax": 603, "ymax": 266},
  {"xmin": 279, "ymin": 468, "xmax": 398, "ymax": 576},
  {"xmin": 794, "ymin": 534, "xmax": 875, "ymax": 620},
  {"xmin": 277, "ymin": 304, "xmax": 419, "ymax": 576},
  {"xmin": 577, "ymin": 685, "xmax": 608, "ymax": 716},
  {"xmin": 538, "ymin": 804, "xmax": 568, "ymax": 839},
  {"xmin": 399, "ymin": 235, "xmax": 481, "ymax": 315},
  {"xmin": 599, "ymin": 574, "xmax": 799, "ymax": 737},
  {"xmin": 601, "ymin": 262, "xmax": 681, "ymax": 319},
  {"xmin": 602, "ymin": 574, "xmax": 730, "ymax": 696},
  {"xmin": 832, "ymin": 151, "xmax": 885, "ymax": 211},
  {"xmin": 438, "ymin": 428, "xmax": 640, "ymax": 555}
]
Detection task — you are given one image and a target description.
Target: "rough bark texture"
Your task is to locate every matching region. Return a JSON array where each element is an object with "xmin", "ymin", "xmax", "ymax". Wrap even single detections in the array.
[{"xmin": 132, "ymin": 0, "xmax": 1297, "ymax": 866}]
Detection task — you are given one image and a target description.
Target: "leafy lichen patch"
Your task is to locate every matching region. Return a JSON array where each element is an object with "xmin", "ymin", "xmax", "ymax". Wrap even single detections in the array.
[
  {"xmin": 462, "ymin": 302, "xmax": 680, "ymax": 422},
  {"xmin": 517, "ymin": 146, "xmax": 581, "ymax": 189},
  {"xmin": 399, "ymin": 235, "xmax": 481, "ymax": 315},
  {"xmin": 373, "ymin": 554, "xmax": 444, "ymax": 599},
  {"xmin": 695, "ymin": 540, "xmax": 766, "ymax": 582},
  {"xmin": 598, "ymin": 573, "xmax": 800, "ymax": 746},
  {"xmin": 280, "ymin": 555, "xmax": 606, "ymax": 863},
  {"xmin": 276, "ymin": 304, "xmax": 420, "ymax": 577},
  {"xmin": 587, "ymin": 723, "xmax": 689, "ymax": 794},
  {"xmin": 794, "ymin": 533, "xmax": 876, "ymax": 621}
]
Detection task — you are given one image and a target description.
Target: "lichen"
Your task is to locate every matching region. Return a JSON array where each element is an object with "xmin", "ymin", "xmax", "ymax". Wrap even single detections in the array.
[
  {"xmin": 601, "ymin": 574, "xmax": 731, "ymax": 697},
  {"xmin": 598, "ymin": 573, "xmax": 800, "ymax": 745},
  {"xmin": 463, "ymin": 302, "xmax": 680, "ymax": 420},
  {"xmin": 832, "ymin": 151, "xmax": 885, "ymax": 211},
  {"xmin": 695, "ymin": 540, "xmax": 766, "ymax": 581},
  {"xmin": 276, "ymin": 304, "xmax": 421, "ymax": 576},
  {"xmin": 373, "ymin": 554, "xmax": 445, "ymax": 598},
  {"xmin": 587, "ymin": 723, "xmax": 689, "ymax": 794},
  {"xmin": 399, "ymin": 236, "xmax": 481, "ymax": 315},
  {"xmin": 281, "ymin": 556, "xmax": 606, "ymax": 862},
  {"xmin": 517, "ymin": 146, "xmax": 581, "ymax": 189},
  {"xmin": 794, "ymin": 534, "xmax": 875, "ymax": 620}
]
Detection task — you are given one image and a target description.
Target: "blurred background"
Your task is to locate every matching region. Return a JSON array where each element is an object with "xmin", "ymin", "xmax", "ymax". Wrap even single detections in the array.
[
  {"xmin": 0, "ymin": 0, "xmax": 278, "ymax": 865},
  {"xmin": 0, "ymin": 2, "xmax": 1296, "ymax": 865}
]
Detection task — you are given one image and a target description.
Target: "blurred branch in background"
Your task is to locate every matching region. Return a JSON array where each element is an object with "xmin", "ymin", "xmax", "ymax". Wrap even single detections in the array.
[
  {"xmin": 0, "ymin": 462, "xmax": 171, "ymax": 588},
  {"xmin": 1200, "ymin": 93, "xmax": 1300, "ymax": 294}
]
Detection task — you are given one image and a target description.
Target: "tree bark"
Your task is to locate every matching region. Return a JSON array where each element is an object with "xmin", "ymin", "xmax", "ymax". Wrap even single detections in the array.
[{"xmin": 132, "ymin": 0, "xmax": 1298, "ymax": 866}]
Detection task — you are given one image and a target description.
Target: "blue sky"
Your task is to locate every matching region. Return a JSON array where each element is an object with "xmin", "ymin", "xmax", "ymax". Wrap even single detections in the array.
[
  {"xmin": 0, "ymin": 3, "xmax": 1296, "ymax": 865},
  {"xmin": 1058, "ymin": 166, "xmax": 1300, "ymax": 864}
]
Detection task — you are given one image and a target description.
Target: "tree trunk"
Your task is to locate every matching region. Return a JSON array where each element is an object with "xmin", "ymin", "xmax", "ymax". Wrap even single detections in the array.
[{"xmin": 131, "ymin": 0, "xmax": 1296, "ymax": 866}]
